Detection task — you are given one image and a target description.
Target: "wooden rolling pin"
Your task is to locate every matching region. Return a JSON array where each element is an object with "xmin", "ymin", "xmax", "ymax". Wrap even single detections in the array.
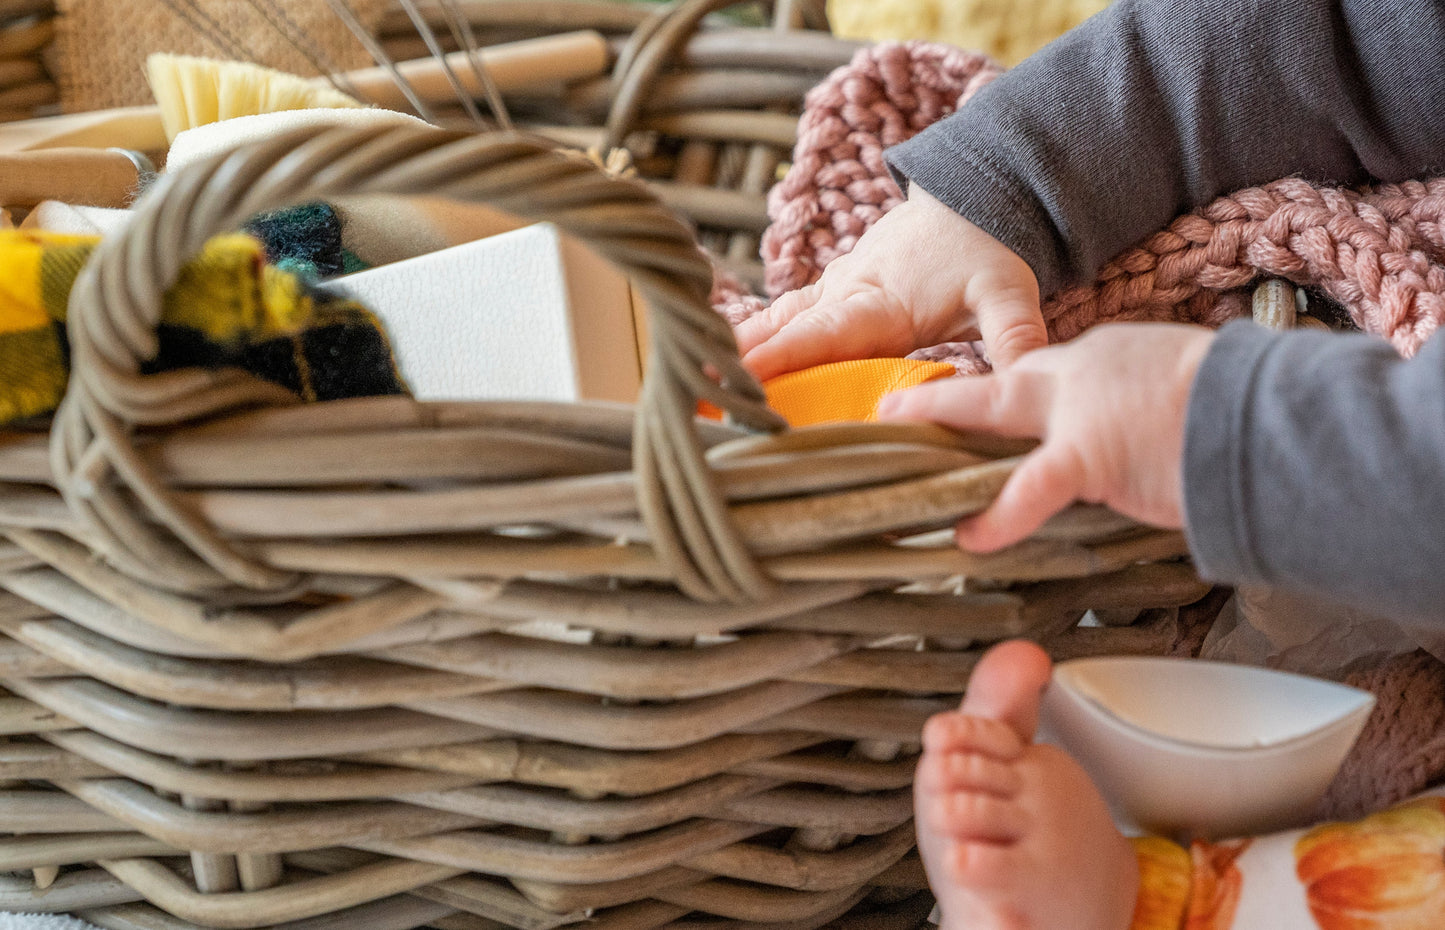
[
  {"xmin": 0, "ymin": 32, "xmax": 611, "ymax": 154},
  {"xmin": 0, "ymin": 147, "xmax": 151, "ymax": 208},
  {"xmin": 336, "ymin": 30, "xmax": 611, "ymax": 111},
  {"xmin": 0, "ymin": 107, "xmax": 167, "ymax": 154}
]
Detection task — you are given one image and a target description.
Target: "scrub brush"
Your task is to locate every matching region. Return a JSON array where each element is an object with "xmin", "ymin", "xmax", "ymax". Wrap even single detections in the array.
[{"xmin": 145, "ymin": 54, "xmax": 365, "ymax": 142}]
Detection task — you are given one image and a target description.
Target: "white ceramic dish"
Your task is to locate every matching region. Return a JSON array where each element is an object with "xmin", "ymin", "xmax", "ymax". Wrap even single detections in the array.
[{"xmin": 1039, "ymin": 656, "xmax": 1375, "ymax": 840}]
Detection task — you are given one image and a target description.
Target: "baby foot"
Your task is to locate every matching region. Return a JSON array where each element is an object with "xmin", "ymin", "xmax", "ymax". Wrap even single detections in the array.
[{"xmin": 915, "ymin": 640, "xmax": 1140, "ymax": 930}]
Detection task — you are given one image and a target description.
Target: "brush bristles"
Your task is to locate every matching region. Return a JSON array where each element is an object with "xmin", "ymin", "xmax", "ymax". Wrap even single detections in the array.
[{"xmin": 146, "ymin": 54, "xmax": 364, "ymax": 141}]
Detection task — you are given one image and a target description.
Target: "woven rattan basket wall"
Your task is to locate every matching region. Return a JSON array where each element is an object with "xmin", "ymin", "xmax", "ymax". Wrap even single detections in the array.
[{"xmin": 0, "ymin": 0, "xmax": 54, "ymax": 120}]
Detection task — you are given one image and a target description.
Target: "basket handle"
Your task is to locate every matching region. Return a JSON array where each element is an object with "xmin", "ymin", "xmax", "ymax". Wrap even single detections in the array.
[
  {"xmin": 53, "ymin": 124, "xmax": 784, "ymax": 602},
  {"xmin": 604, "ymin": 0, "xmax": 824, "ymax": 152}
]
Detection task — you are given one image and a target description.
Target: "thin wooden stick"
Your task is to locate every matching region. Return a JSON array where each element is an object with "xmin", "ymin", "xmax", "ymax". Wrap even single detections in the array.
[
  {"xmin": 323, "ymin": 0, "xmax": 437, "ymax": 121},
  {"xmin": 338, "ymin": 31, "xmax": 609, "ymax": 111}
]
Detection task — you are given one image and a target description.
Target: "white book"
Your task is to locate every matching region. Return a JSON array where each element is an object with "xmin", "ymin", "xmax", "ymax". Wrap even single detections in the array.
[{"xmin": 319, "ymin": 222, "xmax": 645, "ymax": 403}]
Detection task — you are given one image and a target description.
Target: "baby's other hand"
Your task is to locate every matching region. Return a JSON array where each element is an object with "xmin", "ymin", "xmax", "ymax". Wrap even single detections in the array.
[
  {"xmin": 735, "ymin": 186, "xmax": 1047, "ymax": 382},
  {"xmin": 877, "ymin": 323, "xmax": 1216, "ymax": 552}
]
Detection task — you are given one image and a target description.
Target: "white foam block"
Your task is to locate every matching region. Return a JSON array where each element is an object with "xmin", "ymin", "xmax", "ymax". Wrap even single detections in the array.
[{"xmin": 319, "ymin": 222, "xmax": 643, "ymax": 403}]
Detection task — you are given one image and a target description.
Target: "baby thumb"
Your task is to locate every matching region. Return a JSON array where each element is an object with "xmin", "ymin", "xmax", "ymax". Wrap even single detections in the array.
[{"xmin": 977, "ymin": 290, "xmax": 1048, "ymax": 370}]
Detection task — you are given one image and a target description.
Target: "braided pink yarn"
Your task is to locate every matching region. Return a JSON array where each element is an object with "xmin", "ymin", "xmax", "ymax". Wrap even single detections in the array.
[
  {"xmin": 1319, "ymin": 651, "xmax": 1445, "ymax": 820},
  {"xmin": 759, "ymin": 41, "xmax": 1003, "ymax": 298},
  {"xmin": 1048, "ymin": 178, "xmax": 1445, "ymax": 356},
  {"xmin": 721, "ymin": 41, "xmax": 1445, "ymax": 361}
]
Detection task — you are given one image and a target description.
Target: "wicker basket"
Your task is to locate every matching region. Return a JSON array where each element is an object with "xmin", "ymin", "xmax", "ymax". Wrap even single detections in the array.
[
  {"xmin": 374, "ymin": 0, "xmax": 858, "ymax": 291},
  {"xmin": 0, "ymin": 0, "xmax": 55, "ymax": 121},
  {"xmin": 0, "ymin": 119, "xmax": 1222, "ymax": 930}
]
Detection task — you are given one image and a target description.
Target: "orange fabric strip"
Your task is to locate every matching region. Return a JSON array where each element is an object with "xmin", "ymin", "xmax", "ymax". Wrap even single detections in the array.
[{"xmin": 760, "ymin": 357, "xmax": 956, "ymax": 426}]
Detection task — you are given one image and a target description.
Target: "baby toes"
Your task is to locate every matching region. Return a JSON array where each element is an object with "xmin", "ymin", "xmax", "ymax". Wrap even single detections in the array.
[
  {"xmin": 940, "ymin": 837, "xmax": 1023, "ymax": 895},
  {"xmin": 916, "ymin": 745, "xmax": 1024, "ymax": 800},
  {"xmin": 929, "ymin": 786, "xmax": 1028, "ymax": 844},
  {"xmin": 922, "ymin": 710, "xmax": 1026, "ymax": 762}
]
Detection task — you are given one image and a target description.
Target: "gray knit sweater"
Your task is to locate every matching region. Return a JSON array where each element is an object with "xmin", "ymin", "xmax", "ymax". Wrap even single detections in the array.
[{"xmin": 885, "ymin": 0, "xmax": 1445, "ymax": 622}]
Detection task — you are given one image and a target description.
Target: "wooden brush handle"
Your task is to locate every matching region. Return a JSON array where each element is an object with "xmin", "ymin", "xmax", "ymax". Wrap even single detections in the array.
[
  {"xmin": 0, "ymin": 107, "xmax": 168, "ymax": 155},
  {"xmin": 338, "ymin": 31, "xmax": 610, "ymax": 111},
  {"xmin": 0, "ymin": 147, "xmax": 145, "ymax": 208}
]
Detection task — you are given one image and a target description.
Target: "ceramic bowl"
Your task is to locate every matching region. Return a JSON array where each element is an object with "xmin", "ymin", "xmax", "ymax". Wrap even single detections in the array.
[{"xmin": 1038, "ymin": 656, "xmax": 1375, "ymax": 840}]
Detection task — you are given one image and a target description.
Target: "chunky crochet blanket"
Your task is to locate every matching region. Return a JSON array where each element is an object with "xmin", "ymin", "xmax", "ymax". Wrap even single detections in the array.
[{"xmin": 718, "ymin": 40, "xmax": 1445, "ymax": 817}]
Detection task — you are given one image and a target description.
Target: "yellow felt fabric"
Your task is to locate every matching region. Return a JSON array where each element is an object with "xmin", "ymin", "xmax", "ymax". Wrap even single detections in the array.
[
  {"xmin": 0, "ymin": 230, "xmax": 89, "ymax": 336},
  {"xmin": 761, "ymin": 357, "xmax": 956, "ymax": 426},
  {"xmin": 165, "ymin": 232, "xmax": 314, "ymax": 340},
  {"xmin": 0, "ymin": 228, "xmax": 400, "ymax": 424}
]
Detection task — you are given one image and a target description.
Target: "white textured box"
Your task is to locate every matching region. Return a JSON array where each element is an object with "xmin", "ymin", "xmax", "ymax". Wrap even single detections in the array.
[{"xmin": 320, "ymin": 222, "xmax": 643, "ymax": 403}]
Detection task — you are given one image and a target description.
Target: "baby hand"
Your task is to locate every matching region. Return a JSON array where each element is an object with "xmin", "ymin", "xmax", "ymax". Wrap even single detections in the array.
[
  {"xmin": 735, "ymin": 185, "xmax": 1048, "ymax": 381},
  {"xmin": 878, "ymin": 323, "xmax": 1216, "ymax": 551}
]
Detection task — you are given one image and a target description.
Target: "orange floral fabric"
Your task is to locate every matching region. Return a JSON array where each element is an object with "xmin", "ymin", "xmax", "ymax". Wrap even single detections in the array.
[
  {"xmin": 1130, "ymin": 836, "xmax": 1250, "ymax": 930},
  {"xmin": 1127, "ymin": 795, "xmax": 1445, "ymax": 929},
  {"xmin": 1296, "ymin": 797, "xmax": 1445, "ymax": 929}
]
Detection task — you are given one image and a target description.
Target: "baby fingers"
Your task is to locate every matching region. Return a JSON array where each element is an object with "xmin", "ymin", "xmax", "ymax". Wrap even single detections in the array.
[
  {"xmin": 954, "ymin": 446, "xmax": 1087, "ymax": 552},
  {"xmin": 733, "ymin": 281, "xmax": 821, "ymax": 357},
  {"xmin": 740, "ymin": 290, "xmax": 916, "ymax": 381},
  {"xmin": 876, "ymin": 362, "xmax": 1087, "ymax": 551},
  {"xmin": 876, "ymin": 362, "xmax": 1056, "ymax": 439}
]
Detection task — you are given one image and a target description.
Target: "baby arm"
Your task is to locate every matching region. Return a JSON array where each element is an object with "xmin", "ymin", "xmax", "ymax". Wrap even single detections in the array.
[
  {"xmin": 887, "ymin": 0, "xmax": 1445, "ymax": 299},
  {"xmin": 1183, "ymin": 322, "xmax": 1445, "ymax": 626}
]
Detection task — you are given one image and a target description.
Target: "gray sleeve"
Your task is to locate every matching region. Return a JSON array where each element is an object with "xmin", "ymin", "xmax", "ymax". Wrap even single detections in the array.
[
  {"xmin": 885, "ymin": 0, "xmax": 1445, "ymax": 296},
  {"xmin": 1184, "ymin": 321, "xmax": 1445, "ymax": 624}
]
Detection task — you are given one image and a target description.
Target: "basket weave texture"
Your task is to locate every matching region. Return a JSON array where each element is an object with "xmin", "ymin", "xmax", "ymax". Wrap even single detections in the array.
[
  {"xmin": 0, "ymin": 0, "xmax": 57, "ymax": 121},
  {"xmin": 10, "ymin": 0, "xmax": 865, "ymax": 289},
  {"xmin": 375, "ymin": 0, "xmax": 860, "ymax": 292},
  {"xmin": 0, "ymin": 121, "xmax": 1216, "ymax": 930}
]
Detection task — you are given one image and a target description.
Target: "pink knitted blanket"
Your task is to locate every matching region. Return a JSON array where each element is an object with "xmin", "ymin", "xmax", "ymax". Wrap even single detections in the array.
[{"xmin": 718, "ymin": 41, "xmax": 1445, "ymax": 367}]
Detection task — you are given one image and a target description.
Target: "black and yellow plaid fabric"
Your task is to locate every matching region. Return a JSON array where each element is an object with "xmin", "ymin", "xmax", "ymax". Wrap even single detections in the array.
[{"xmin": 0, "ymin": 228, "xmax": 405, "ymax": 424}]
